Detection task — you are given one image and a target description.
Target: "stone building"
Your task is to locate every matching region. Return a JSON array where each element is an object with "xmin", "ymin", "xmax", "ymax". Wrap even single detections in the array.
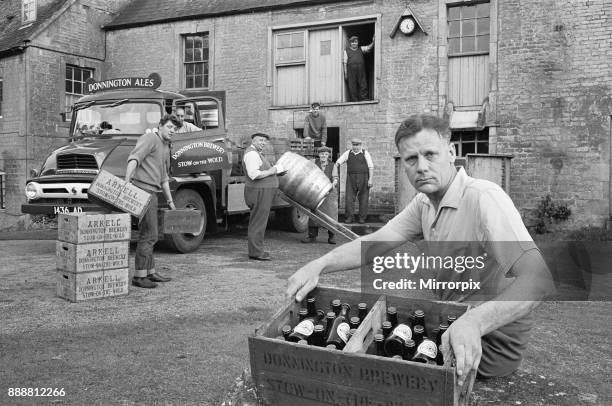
[{"xmin": 1, "ymin": 0, "xmax": 611, "ymax": 231}]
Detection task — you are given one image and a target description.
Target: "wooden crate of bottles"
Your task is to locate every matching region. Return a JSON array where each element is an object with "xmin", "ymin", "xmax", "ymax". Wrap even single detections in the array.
[
  {"xmin": 248, "ymin": 287, "xmax": 475, "ymax": 406},
  {"xmin": 289, "ymin": 138, "xmax": 316, "ymax": 157}
]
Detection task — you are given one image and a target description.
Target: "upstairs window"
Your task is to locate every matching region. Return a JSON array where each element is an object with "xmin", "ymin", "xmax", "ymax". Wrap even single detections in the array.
[
  {"xmin": 448, "ymin": 3, "xmax": 489, "ymax": 56},
  {"xmin": 273, "ymin": 21, "xmax": 376, "ymax": 106},
  {"xmin": 183, "ymin": 34, "xmax": 209, "ymax": 89},
  {"xmin": 22, "ymin": 0, "xmax": 37, "ymax": 24},
  {"xmin": 65, "ymin": 65, "xmax": 94, "ymax": 121},
  {"xmin": 451, "ymin": 129, "xmax": 489, "ymax": 156}
]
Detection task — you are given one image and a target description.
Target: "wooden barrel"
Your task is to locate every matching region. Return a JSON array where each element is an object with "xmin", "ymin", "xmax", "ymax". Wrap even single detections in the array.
[{"xmin": 276, "ymin": 151, "xmax": 332, "ymax": 210}]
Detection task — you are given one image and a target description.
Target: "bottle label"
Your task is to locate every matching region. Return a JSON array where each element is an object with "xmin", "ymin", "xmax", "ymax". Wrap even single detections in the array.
[
  {"xmin": 417, "ymin": 340, "xmax": 437, "ymax": 359},
  {"xmin": 337, "ymin": 322, "xmax": 350, "ymax": 343},
  {"xmin": 392, "ymin": 324, "xmax": 412, "ymax": 341},
  {"xmin": 293, "ymin": 320, "xmax": 315, "ymax": 336}
]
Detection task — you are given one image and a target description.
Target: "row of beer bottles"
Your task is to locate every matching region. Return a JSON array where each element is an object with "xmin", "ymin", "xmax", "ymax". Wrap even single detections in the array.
[
  {"xmin": 378, "ymin": 307, "xmax": 457, "ymax": 365},
  {"xmin": 283, "ymin": 297, "xmax": 369, "ymax": 350}
]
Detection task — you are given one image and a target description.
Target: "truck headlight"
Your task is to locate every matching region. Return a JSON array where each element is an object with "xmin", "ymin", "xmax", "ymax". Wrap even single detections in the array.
[{"xmin": 25, "ymin": 182, "xmax": 42, "ymax": 200}]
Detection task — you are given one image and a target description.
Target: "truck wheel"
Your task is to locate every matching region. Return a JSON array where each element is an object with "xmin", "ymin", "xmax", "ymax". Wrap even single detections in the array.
[
  {"xmin": 278, "ymin": 206, "xmax": 309, "ymax": 233},
  {"xmin": 166, "ymin": 189, "xmax": 207, "ymax": 253}
]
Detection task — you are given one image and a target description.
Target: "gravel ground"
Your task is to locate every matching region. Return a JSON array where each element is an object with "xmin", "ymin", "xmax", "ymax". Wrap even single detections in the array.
[{"xmin": 0, "ymin": 225, "xmax": 610, "ymax": 405}]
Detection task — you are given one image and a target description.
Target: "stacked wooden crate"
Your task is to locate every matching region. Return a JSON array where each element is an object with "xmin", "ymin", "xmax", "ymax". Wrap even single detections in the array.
[{"xmin": 56, "ymin": 212, "xmax": 131, "ymax": 302}]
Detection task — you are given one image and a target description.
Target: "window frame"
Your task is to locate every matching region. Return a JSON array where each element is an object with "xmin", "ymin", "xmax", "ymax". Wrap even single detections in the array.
[
  {"xmin": 0, "ymin": 171, "xmax": 5, "ymax": 210},
  {"xmin": 0, "ymin": 78, "xmax": 3, "ymax": 118},
  {"xmin": 182, "ymin": 32, "xmax": 210, "ymax": 90},
  {"xmin": 451, "ymin": 129, "xmax": 489, "ymax": 157},
  {"xmin": 22, "ymin": 0, "xmax": 37, "ymax": 24},
  {"xmin": 270, "ymin": 14, "xmax": 380, "ymax": 107},
  {"xmin": 64, "ymin": 65, "xmax": 94, "ymax": 122},
  {"xmin": 447, "ymin": 2, "xmax": 490, "ymax": 58}
]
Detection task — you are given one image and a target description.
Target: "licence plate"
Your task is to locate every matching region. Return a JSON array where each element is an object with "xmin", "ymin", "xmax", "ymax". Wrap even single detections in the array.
[{"xmin": 53, "ymin": 206, "xmax": 83, "ymax": 215}]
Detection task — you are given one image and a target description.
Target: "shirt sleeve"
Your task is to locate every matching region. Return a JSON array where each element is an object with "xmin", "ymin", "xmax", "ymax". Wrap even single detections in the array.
[
  {"xmin": 336, "ymin": 150, "xmax": 349, "ymax": 165},
  {"xmin": 343, "ymin": 50, "xmax": 348, "ymax": 64},
  {"xmin": 243, "ymin": 150, "xmax": 264, "ymax": 180},
  {"xmin": 361, "ymin": 42, "xmax": 374, "ymax": 53},
  {"xmin": 384, "ymin": 195, "xmax": 425, "ymax": 241},
  {"xmin": 477, "ymin": 187, "xmax": 538, "ymax": 276},
  {"xmin": 127, "ymin": 133, "xmax": 154, "ymax": 166},
  {"xmin": 364, "ymin": 151, "xmax": 374, "ymax": 168},
  {"xmin": 332, "ymin": 162, "xmax": 339, "ymax": 179}
]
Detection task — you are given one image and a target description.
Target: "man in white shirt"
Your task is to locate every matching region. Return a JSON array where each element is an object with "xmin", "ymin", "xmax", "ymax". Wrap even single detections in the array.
[
  {"xmin": 242, "ymin": 133, "xmax": 283, "ymax": 260},
  {"xmin": 174, "ymin": 107, "xmax": 200, "ymax": 133},
  {"xmin": 336, "ymin": 139, "xmax": 374, "ymax": 223}
]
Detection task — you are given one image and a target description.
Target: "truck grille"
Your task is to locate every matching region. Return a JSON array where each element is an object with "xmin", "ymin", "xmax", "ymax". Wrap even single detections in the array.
[{"xmin": 57, "ymin": 154, "xmax": 98, "ymax": 170}]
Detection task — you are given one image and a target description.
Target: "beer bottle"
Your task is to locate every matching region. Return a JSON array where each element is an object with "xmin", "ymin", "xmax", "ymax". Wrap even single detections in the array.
[
  {"xmin": 402, "ymin": 339, "xmax": 416, "ymax": 360},
  {"xmin": 281, "ymin": 324, "xmax": 292, "ymax": 341},
  {"xmin": 374, "ymin": 333, "xmax": 385, "ymax": 356},
  {"xmin": 324, "ymin": 311, "xmax": 336, "ymax": 339},
  {"xmin": 287, "ymin": 310, "xmax": 325, "ymax": 342},
  {"xmin": 436, "ymin": 322, "xmax": 449, "ymax": 365},
  {"xmin": 306, "ymin": 296, "xmax": 317, "ymax": 317},
  {"xmin": 331, "ymin": 299, "xmax": 342, "ymax": 316},
  {"xmin": 412, "ymin": 336, "xmax": 438, "ymax": 364},
  {"xmin": 382, "ymin": 321, "xmax": 393, "ymax": 338},
  {"xmin": 309, "ymin": 324, "xmax": 326, "ymax": 347},
  {"xmin": 386, "ymin": 306, "xmax": 398, "ymax": 328},
  {"xmin": 358, "ymin": 302, "xmax": 368, "ymax": 320},
  {"xmin": 325, "ymin": 303, "xmax": 351, "ymax": 350},
  {"xmin": 412, "ymin": 324, "xmax": 425, "ymax": 346},
  {"xmin": 350, "ymin": 316, "xmax": 361, "ymax": 329},
  {"xmin": 298, "ymin": 307, "xmax": 308, "ymax": 322},
  {"xmin": 414, "ymin": 309, "xmax": 426, "ymax": 334},
  {"xmin": 383, "ymin": 319, "xmax": 413, "ymax": 357}
]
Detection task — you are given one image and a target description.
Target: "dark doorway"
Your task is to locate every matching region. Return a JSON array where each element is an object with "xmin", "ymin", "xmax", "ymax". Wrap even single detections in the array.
[
  {"xmin": 327, "ymin": 127, "xmax": 340, "ymax": 163},
  {"xmin": 343, "ymin": 23, "xmax": 375, "ymax": 102}
]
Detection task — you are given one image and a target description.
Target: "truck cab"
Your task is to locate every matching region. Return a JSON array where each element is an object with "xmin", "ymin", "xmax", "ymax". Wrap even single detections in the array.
[{"xmin": 22, "ymin": 74, "xmax": 308, "ymax": 253}]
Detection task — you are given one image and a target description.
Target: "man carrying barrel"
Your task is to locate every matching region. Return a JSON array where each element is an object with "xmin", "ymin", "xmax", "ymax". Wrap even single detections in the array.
[
  {"xmin": 286, "ymin": 114, "xmax": 554, "ymax": 386},
  {"xmin": 242, "ymin": 133, "xmax": 285, "ymax": 261},
  {"xmin": 301, "ymin": 146, "xmax": 339, "ymax": 245}
]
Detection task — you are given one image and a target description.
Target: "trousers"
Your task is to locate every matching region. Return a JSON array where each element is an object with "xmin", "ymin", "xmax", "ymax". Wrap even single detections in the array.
[
  {"xmin": 345, "ymin": 173, "xmax": 369, "ymax": 220},
  {"xmin": 135, "ymin": 192, "xmax": 158, "ymax": 275},
  {"xmin": 244, "ymin": 186, "xmax": 276, "ymax": 257}
]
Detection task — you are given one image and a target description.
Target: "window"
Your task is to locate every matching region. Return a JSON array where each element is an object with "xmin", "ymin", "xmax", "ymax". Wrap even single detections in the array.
[
  {"xmin": 22, "ymin": 0, "xmax": 37, "ymax": 24},
  {"xmin": 184, "ymin": 34, "xmax": 209, "ymax": 89},
  {"xmin": 451, "ymin": 130, "xmax": 489, "ymax": 156},
  {"xmin": 0, "ymin": 171, "xmax": 5, "ymax": 209},
  {"xmin": 448, "ymin": 3, "xmax": 489, "ymax": 56},
  {"xmin": 65, "ymin": 65, "xmax": 94, "ymax": 121},
  {"xmin": 273, "ymin": 21, "xmax": 376, "ymax": 106},
  {"xmin": 0, "ymin": 79, "xmax": 3, "ymax": 118}
]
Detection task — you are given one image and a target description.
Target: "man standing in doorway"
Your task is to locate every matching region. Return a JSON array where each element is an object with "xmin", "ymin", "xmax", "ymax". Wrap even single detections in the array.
[
  {"xmin": 343, "ymin": 35, "xmax": 374, "ymax": 102},
  {"xmin": 242, "ymin": 133, "xmax": 284, "ymax": 260},
  {"xmin": 336, "ymin": 139, "xmax": 373, "ymax": 224}
]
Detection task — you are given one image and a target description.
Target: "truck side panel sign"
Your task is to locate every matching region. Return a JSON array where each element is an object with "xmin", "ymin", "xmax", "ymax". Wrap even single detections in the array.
[
  {"xmin": 85, "ymin": 73, "xmax": 161, "ymax": 94},
  {"xmin": 170, "ymin": 134, "xmax": 230, "ymax": 175}
]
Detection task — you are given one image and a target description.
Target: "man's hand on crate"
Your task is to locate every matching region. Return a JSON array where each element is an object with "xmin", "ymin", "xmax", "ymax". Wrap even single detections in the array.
[
  {"xmin": 286, "ymin": 261, "xmax": 321, "ymax": 302},
  {"xmin": 441, "ymin": 315, "xmax": 482, "ymax": 387}
]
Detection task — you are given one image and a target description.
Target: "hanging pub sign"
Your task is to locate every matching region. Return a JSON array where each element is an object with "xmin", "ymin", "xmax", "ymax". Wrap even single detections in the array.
[{"xmin": 84, "ymin": 73, "xmax": 162, "ymax": 94}]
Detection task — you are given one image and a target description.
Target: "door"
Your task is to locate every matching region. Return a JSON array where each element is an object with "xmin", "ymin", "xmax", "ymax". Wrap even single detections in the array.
[{"xmin": 308, "ymin": 28, "xmax": 340, "ymax": 104}]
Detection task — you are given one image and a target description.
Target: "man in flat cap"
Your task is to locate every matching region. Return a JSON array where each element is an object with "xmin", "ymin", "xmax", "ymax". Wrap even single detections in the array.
[
  {"xmin": 343, "ymin": 34, "xmax": 374, "ymax": 102},
  {"xmin": 242, "ymin": 133, "xmax": 285, "ymax": 260},
  {"xmin": 336, "ymin": 139, "xmax": 374, "ymax": 223},
  {"xmin": 302, "ymin": 146, "xmax": 339, "ymax": 244}
]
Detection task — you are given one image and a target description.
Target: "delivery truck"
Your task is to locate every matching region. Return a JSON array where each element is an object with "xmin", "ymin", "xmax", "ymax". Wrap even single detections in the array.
[{"xmin": 21, "ymin": 73, "xmax": 308, "ymax": 253}]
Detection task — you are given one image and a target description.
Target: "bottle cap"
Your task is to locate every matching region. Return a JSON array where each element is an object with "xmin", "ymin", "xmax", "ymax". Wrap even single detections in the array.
[
  {"xmin": 350, "ymin": 316, "xmax": 360, "ymax": 324},
  {"xmin": 414, "ymin": 325, "xmax": 424, "ymax": 334},
  {"xmin": 326, "ymin": 311, "xmax": 336, "ymax": 318},
  {"xmin": 439, "ymin": 321, "xmax": 449, "ymax": 330},
  {"xmin": 282, "ymin": 325, "xmax": 291, "ymax": 334},
  {"xmin": 358, "ymin": 302, "xmax": 367, "ymax": 310},
  {"xmin": 374, "ymin": 333, "xmax": 384, "ymax": 342},
  {"xmin": 331, "ymin": 299, "xmax": 341, "ymax": 307},
  {"xmin": 414, "ymin": 309, "xmax": 425, "ymax": 318},
  {"xmin": 404, "ymin": 339, "xmax": 415, "ymax": 348},
  {"xmin": 299, "ymin": 307, "xmax": 308, "ymax": 315},
  {"xmin": 314, "ymin": 324, "xmax": 325, "ymax": 332},
  {"xmin": 382, "ymin": 321, "xmax": 392, "ymax": 328},
  {"xmin": 387, "ymin": 306, "xmax": 397, "ymax": 315}
]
